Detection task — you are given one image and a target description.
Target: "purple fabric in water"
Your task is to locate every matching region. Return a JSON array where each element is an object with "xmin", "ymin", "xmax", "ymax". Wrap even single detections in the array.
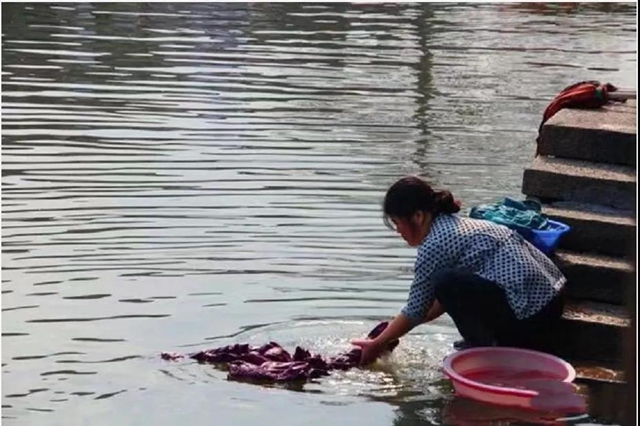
[{"xmin": 161, "ymin": 322, "xmax": 398, "ymax": 383}]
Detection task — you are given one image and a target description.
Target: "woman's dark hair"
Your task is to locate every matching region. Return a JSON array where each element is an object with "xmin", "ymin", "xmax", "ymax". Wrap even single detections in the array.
[{"xmin": 383, "ymin": 176, "xmax": 461, "ymax": 229}]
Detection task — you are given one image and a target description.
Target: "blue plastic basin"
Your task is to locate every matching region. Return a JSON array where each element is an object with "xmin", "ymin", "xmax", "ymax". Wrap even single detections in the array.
[{"xmin": 526, "ymin": 220, "xmax": 571, "ymax": 256}]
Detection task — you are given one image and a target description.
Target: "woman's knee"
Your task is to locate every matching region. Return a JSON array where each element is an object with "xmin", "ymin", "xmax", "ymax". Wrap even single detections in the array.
[{"xmin": 433, "ymin": 268, "xmax": 491, "ymax": 305}]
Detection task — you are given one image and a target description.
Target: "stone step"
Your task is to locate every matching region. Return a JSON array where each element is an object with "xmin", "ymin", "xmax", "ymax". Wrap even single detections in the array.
[
  {"xmin": 538, "ymin": 100, "xmax": 636, "ymax": 166},
  {"xmin": 553, "ymin": 250, "xmax": 634, "ymax": 305},
  {"xmin": 522, "ymin": 156, "xmax": 636, "ymax": 210},
  {"xmin": 553, "ymin": 300, "xmax": 630, "ymax": 364},
  {"xmin": 543, "ymin": 201, "xmax": 635, "ymax": 257},
  {"xmin": 573, "ymin": 360, "xmax": 625, "ymax": 382},
  {"xmin": 572, "ymin": 362, "xmax": 629, "ymax": 425}
]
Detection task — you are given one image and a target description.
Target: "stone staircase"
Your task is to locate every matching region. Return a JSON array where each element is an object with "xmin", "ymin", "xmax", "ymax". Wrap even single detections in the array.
[{"xmin": 520, "ymin": 99, "xmax": 636, "ymax": 421}]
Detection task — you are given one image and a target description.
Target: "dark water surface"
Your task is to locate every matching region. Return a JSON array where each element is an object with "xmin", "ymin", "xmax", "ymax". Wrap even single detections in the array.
[{"xmin": 2, "ymin": 3, "xmax": 636, "ymax": 425}]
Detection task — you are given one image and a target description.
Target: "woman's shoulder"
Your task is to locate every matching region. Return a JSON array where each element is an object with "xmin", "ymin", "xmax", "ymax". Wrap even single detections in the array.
[
  {"xmin": 421, "ymin": 214, "xmax": 464, "ymax": 245},
  {"xmin": 435, "ymin": 213, "xmax": 477, "ymax": 229},
  {"xmin": 417, "ymin": 215, "xmax": 468, "ymax": 255},
  {"xmin": 437, "ymin": 214, "xmax": 513, "ymax": 235}
]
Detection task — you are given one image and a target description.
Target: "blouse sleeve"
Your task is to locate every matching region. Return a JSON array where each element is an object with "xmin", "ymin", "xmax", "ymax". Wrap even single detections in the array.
[{"xmin": 400, "ymin": 240, "xmax": 449, "ymax": 325}]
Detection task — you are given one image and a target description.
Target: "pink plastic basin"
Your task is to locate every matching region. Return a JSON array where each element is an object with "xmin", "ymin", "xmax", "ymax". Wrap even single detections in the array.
[{"xmin": 443, "ymin": 347, "xmax": 577, "ymax": 410}]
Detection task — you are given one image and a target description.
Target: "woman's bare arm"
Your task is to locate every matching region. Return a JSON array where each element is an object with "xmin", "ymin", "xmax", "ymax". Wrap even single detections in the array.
[{"xmin": 423, "ymin": 299, "xmax": 445, "ymax": 323}]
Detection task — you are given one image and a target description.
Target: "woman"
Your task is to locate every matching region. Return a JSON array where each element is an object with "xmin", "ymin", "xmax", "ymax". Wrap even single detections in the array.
[{"xmin": 351, "ymin": 176, "xmax": 565, "ymax": 364}]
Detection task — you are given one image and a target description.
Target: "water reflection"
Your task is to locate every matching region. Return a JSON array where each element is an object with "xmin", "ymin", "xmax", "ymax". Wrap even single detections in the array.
[{"xmin": 441, "ymin": 397, "xmax": 576, "ymax": 425}]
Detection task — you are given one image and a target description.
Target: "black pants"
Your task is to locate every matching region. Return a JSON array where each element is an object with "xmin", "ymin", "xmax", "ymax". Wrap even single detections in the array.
[{"xmin": 433, "ymin": 268, "xmax": 564, "ymax": 349}]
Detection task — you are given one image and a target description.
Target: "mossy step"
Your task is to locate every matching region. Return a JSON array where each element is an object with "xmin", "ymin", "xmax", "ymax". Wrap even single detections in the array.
[
  {"xmin": 554, "ymin": 300, "xmax": 630, "ymax": 364},
  {"xmin": 537, "ymin": 100, "xmax": 636, "ymax": 166},
  {"xmin": 522, "ymin": 156, "xmax": 635, "ymax": 210},
  {"xmin": 573, "ymin": 360, "xmax": 625, "ymax": 382},
  {"xmin": 543, "ymin": 201, "xmax": 635, "ymax": 257},
  {"xmin": 562, "ymin": 299, "xmax": 629, "ymax": 327},
  {"xmin": 553, "ymin": 250, "xmax": 634, "ymax": 305},
  {"xmin": 571, "ymin": 361, "xmax": 631, "ymax": 425}
]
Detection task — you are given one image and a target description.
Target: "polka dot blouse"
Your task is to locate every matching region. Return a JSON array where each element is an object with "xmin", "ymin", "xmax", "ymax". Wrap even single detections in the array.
[{"xmin": 401, "ymin": 214, "xmax": 566, "ymax": 324}]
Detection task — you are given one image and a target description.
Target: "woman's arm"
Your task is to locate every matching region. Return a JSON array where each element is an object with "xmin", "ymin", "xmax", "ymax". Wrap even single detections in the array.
[
  {"xmin": 422, "ymin": 299, "xmax": 445, "ymax": 323},
  {"xmin": 351, "ymin": 313, "xmax": 413, "ymax": 364},
  {"xmin": 352, "ymin": 233, "xmax": 452, "ymax": 364},
  {"xmin": 351, "ymin": 300, "xmax": 446, "ymax": 364}
]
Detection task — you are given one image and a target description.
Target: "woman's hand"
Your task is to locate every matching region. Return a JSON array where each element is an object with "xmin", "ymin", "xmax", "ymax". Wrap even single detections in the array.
[
  {"xmin": 350, "ymin": 338, "xmax": 385, "ymax": 365},
  {"xmin": 351, "ymin": 314, "xmax": 415, "ymax": 365}
]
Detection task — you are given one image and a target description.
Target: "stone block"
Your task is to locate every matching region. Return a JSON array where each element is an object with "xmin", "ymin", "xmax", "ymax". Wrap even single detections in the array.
[{"xmin": 522, "ymin": 156, "xmax": 635, "ymax": 210}]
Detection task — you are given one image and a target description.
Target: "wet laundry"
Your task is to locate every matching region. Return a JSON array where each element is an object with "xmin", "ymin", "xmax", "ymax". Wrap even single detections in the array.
[{"xmin": 161, "ymin": 321, "xmax": 398, "ymax": 383}]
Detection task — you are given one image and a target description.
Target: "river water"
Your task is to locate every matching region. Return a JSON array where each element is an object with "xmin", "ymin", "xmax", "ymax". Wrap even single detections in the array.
[{"xmin": 1, "ymin": 3, "xmax": 636, "ymax": 425}]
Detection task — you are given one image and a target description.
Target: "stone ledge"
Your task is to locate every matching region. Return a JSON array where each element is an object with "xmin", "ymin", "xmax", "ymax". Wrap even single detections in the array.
[
  {"xmin": 522, "ymin": 156, "xmax": 636, "ymax": 210},
  {"xmin": 543, "ymin": 201, "xmax": 635, "ymax": 257},
  {"xmin": 562, "ymin": 300, "xmax": 629, "ymax": 327},
  {"xmin": 554, "ymin": 250, "xmax": 634, "ymax": 305},
  {"xmin": 544, "ymin": 100, "xmax": 636, "ymax": 134},
  {"xmin": 550, "ymin": 300, "xmax": 630, "ymax": 365}
]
